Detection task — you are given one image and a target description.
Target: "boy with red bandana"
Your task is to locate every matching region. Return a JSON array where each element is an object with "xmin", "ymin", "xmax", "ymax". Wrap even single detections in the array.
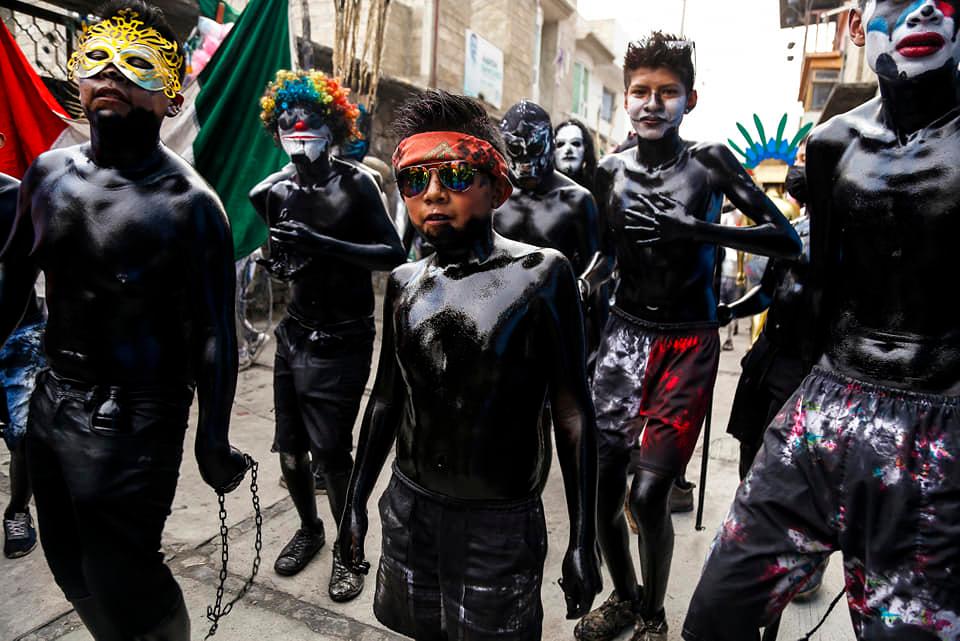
[{"xmin": 338, "ymin": 90, "xmax": 602, "ymax": 641}]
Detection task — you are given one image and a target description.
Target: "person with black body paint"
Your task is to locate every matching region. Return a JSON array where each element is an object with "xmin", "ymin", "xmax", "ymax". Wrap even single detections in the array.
[
  {"xmin": 338, "ymin": 90, "xmax": 602, "ymax": 641},
  {"xmin": 0, "ymin": 3, "xmax": 250, "ymax": 637},
  {"xmin": 495, "ymin": 101, "xmax": 606, "ymax": 364},
  {"xmin": 0, "ymin": 173, "xmax": 44, "ymax": 561},
  {"xmin": 250, "ymin": 70, "xmax": 405, "ymax": 601},
  {"xmin": 684, "ymin": 2, "xmax": 960, "ymax": 639},
  {"xmin": 554, "ymin": 118, "xmax": 599, "ymax": 200},
  {"xmin": 574, "ymin": 33, "xmax": 801, "ymax": 641}
]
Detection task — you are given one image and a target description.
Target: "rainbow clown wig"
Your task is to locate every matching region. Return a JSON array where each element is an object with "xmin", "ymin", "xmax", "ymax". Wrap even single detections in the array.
[{"xmin": 259, "ymin": 70, "xmax": 360, "ymax": 144}]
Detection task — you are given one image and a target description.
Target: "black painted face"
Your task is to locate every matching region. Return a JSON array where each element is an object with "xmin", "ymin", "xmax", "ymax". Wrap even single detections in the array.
[
  {"xmin": 861, "ymin": 0, "xmax": 960, "ymax": 79},
  {"xmin": 500, "ymin": 101, "xmax": 554, "ymax": 188}
]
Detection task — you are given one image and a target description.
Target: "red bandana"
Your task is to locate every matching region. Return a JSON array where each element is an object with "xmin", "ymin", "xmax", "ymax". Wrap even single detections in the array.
[{"xmin": 392, "ymin": 131, "xmax": 512, "ymax": 206}]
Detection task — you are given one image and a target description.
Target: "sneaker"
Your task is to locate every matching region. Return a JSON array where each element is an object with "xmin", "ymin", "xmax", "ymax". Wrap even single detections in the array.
[
  {"xmin": 278, "ymin": 472, "xmax": 327, "ymax": 495},
  {"xmin": 247, "ymin": 332, "xmax": 270, "ymax": 362},
  {"xmin": 574, "ymin": 589, "xmax": 638, "ymax": 641},
  {"xmin": 794, "ymin": 558, "xmax": 828, "ymax": 601},
  {"xmin": 722, "ymin": 338, "xmax": 734, "ymax": 351},
  {"xmin": 669, "ymin": 478, "xmax": 695, "ymax": 514},
  {"xmin": 274, "ymin": 526, "xmax": 325, "ymax": 576},
  {"xmin": 328, "ymin": 546, "xmax": 364, "ymax": 602},
  {"xmin": 630, "ymin": 609, "xmax": 668, "ymax": 641},
  {"xmin": 4, "ymin": 510, "xmax": 37, "ymax": 559}
]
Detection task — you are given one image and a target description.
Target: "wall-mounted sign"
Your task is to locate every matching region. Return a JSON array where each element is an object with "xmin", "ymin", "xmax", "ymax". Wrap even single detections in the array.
[{"xmin": 464, "ymin": 29, "xmax": 503, "ymax": 109}]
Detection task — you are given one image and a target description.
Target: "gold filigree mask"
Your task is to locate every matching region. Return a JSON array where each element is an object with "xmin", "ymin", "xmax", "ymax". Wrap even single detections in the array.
[{"xmin": 68, "ymin": 9, "xmax": 183, "ymax": 99}]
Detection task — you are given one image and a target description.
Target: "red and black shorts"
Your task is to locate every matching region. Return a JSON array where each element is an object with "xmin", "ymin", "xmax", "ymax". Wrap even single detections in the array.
[{"xmin": 592, "ymin": 307, "xmax": 720, "ymax": 476}]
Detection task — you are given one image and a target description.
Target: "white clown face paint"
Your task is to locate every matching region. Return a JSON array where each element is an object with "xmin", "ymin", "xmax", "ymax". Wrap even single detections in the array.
[
  {"xmin": 861, "ymin": 0, "xmax": 960, "ymax": 80},
  {"xmin": 624, "ymin": 67, "xmax": 692, "ymax": 141},
  {"xmin": 277, "ymin": 106, "xmax": 333, "ymax": 163},
  {"xmin": 555, "ymin": 124, "xmax": 586, "ymax": 174}
]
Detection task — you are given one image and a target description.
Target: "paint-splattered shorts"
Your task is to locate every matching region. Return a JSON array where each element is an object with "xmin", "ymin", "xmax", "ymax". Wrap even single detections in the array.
[
  {"xmin": 683, "ymin": 366, "xmax": 960, "ymax": 640},
  {"xmin": 592, "ymin": 307, "xmax": 719, "ymax": 476},
  {"xmin": 374, "ymin": 468, "xmax": 547, "ymax": 641},
  {"xmin": 0, "ymin": 321, "xmax": 45, "ymax": 450}
]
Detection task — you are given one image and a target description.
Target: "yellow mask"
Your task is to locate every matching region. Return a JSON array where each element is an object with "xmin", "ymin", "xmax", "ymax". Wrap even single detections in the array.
[{"xmin": 68, "ymin": 9, "xmax": 183, "ymax": 99}]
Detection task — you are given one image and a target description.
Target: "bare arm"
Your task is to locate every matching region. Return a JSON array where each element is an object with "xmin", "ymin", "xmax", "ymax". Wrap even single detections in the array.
[
  {"xmin": 579, "ymin": 161, "xmax": 617, "ymax": 294},
  {"xmin": 804, "ymin": 129, "xmax": 845, "ymax": 366},
  {"xmin": 573, "ymin": 191, "xmax": 603, "ymax": 300},
  {"xmin": 193, "ymin": 192, "xmax": 248, "ymax": 493},
  {"xmin": 0, "ymin": 172, "xmax": 42, "ymax": 348},
  {"xmin": 719, "ymin": 259, "xmax": 778, "ymax": 325},
  {"xmin": 339, "ymin": 272, "xmax": 406, "ymax": 573},
  {"xmin": 544, "ymin": 254, "xmax": 602, "ymax": 618}
]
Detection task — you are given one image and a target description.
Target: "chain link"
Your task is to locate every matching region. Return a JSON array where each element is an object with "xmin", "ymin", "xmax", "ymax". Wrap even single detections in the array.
[{"xmin": 204, "ymin": 455, "xmax": 262, "ymax": 639}]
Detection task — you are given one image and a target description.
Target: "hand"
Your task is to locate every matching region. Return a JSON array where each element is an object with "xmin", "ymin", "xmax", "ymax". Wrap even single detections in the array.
[
  {"xmin": 270, "ymin": 220, "xmax": 330, "ymax": 254},
  {"xmin": 577, "ymin": 278, "xmax": 590, "ymax": 302},
  {"xmin": 197, "ymin": 445, "xmax": 249, "ymax": 494},
  {"xmin": 559, "ymin": 543, "xmax": 602, "ymax": 619},
  {"xmin": 717, "ymin": 303, "xmax": 733, "ymax": 326},
  {"xmin": 337, "ymin": 505, "xmax": 370, "ymax": 575},
  {"xmin": 624, "ymin": 193, "xmax": 697, "ymax": 246}
]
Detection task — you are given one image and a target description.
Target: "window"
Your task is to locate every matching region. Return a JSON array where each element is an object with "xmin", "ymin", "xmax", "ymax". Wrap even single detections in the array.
[
  {"xmin": 809, "ymin": 68, "xmax": 839, "ymax": 111},
  {"xmin": 573, "ymin": 62, "xmax": 590, "ymax": 118},
  {"xmin": 600, "ymin": 88, "xmax": 615, "ymax": 123}
]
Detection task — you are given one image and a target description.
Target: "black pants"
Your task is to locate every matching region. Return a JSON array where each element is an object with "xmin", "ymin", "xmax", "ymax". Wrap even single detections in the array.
[
  {"xmin": 27, "ymin": 370, "xmax": 193, "ymax": 635},
  {"xmin": 375, "ymin": 469, "xmax": 548, "ymax": 641},
  {"xmin": 684, "ymin": 367, "xmax": 960, "ymax": 640}
]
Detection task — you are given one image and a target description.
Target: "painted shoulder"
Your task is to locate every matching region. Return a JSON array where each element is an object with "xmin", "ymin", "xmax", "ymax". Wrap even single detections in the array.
[
  {"xmin": 155, "ymin": 145, "xmax": 227, "ymax": 216},
  {"xmin": 597, "ymin": 148, "xmax": 632, "ymax": 175},
  {"xmin": 810, "ymin": 97, "xmax": 883, "ymax": 148},
  {"xmin": 688, "ymin": 140, "xmax": 739, "ymax": 170},
  {"xmin": 249, "ymin": 162, "xmax": 295, "ymax": 200},
  {"xmin": 552, "ymin": 171, "xmax": 594, "ymax": 203},
  {"xmin": 333, "ymin": 156, "xmax": 382, "ymax": 196},
  {"xmin": 25, "ymin": 146, "xmax": 78, "ymax": 186},
  {"xmin": 498, "ymin": 234, "xmax": 570, "ymax": 275}
]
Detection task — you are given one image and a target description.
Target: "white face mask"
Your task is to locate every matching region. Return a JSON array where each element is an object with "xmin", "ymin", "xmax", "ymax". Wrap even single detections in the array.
[
  {"xmin": 554, "ymin": 125, "xmax": 586, "ymax": 174},
  {"xmin": 279, "ymin": 122, "xmax": 333, "ymax": 163},
  {"xmin": 861, "ymin": 0, "xmax": 960, "ymax": 80},
  {"xmin": 625, "ymin": 81, "xmax": 689, "ymax": 141}
]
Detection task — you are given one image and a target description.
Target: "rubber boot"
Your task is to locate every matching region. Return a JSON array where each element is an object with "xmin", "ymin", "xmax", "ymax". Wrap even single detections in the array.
[
  {"xmin": 71, "ymin": 596, "xmax": 124, "ymax": 641},
  {"xmin": 134, "ymin": 595, "xmax": 190, "ymax": 641}
]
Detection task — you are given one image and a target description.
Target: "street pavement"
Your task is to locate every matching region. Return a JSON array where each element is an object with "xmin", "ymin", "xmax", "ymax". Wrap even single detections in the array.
[{"xmin": 0, "ymin": 320, "xmax": 855, "ymax": 640}]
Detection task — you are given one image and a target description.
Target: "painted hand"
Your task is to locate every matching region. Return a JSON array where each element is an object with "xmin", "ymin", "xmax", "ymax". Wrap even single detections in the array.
[
  {"xmin": 624, "ymin": 193, "xmax": 696, "ymax": 245},
  {"xmin": 717, "ymin": 303, "xmax": 733, "ymax": 326},
  {"xmin": 559, "ymin": 543, "xmax": 602, "ymax": 619},
  {"xmin": 338, "ymin": 507, "xmax": 370, "ymax": 575},
  {"xmin": 197, "ymin": 444, "xmax": 249, "ymax": 494},
  {"xmin": 270, "ymin": 220, "xmax": 331, "ymax": 255}
]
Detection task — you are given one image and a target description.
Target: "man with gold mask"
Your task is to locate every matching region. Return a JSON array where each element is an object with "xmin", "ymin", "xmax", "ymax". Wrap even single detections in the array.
[{"xmin": 0, "ymin": 2, "xmax": 249, "ymax": 638}]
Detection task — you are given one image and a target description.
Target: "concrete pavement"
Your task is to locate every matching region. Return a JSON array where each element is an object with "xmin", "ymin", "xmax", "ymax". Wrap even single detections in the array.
[{"xmin": 0, "ymin": 326, "xmax": 855, "ymax": 640}]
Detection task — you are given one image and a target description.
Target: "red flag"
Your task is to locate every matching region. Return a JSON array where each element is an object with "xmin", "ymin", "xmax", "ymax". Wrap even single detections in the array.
[{"xmin": 0, "ymin": 21, "xmax": 69, "ymax": 178}]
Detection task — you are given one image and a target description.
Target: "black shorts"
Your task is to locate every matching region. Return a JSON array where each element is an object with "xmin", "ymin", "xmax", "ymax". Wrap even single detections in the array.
[
  {"xmin": 684, "ymin": 367, "xmax": 960, "ymax": 640},
  {"xmin": 592, "ymin": 307, "xmax": 720, "ymax": 476},
  {"xmin": 272, "ymin": 315, "xmax": 374, "ymax": 456},
  {"xmin": 375, "ymin": 469, "xmax": 548, "ymax": 641}
]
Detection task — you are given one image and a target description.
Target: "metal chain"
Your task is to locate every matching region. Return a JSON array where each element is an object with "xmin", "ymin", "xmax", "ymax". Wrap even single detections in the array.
[{"xmin": 204, "ymin": 455, "xmax": 263, "ymax": 640}]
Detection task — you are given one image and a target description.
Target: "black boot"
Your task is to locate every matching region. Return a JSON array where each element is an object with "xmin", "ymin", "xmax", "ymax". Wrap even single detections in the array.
[
  {"xmin": 134, "ymin": 595, "xmax": 190, "ymax": 640},
  {"xmin": 71, "ymin": 596, "xmax": 124, "ymax": 641}
]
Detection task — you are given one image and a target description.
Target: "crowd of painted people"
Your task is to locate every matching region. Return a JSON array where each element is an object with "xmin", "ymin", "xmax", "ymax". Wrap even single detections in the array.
[{"xmin": 2, "ymin": 1, "xmax": 960, "ymax": 640}]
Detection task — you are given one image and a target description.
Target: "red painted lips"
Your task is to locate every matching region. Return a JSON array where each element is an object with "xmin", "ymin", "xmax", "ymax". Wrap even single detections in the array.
[{"xmin": 896, "ymin": 32, "xmax": 946, "ymax": 58}]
